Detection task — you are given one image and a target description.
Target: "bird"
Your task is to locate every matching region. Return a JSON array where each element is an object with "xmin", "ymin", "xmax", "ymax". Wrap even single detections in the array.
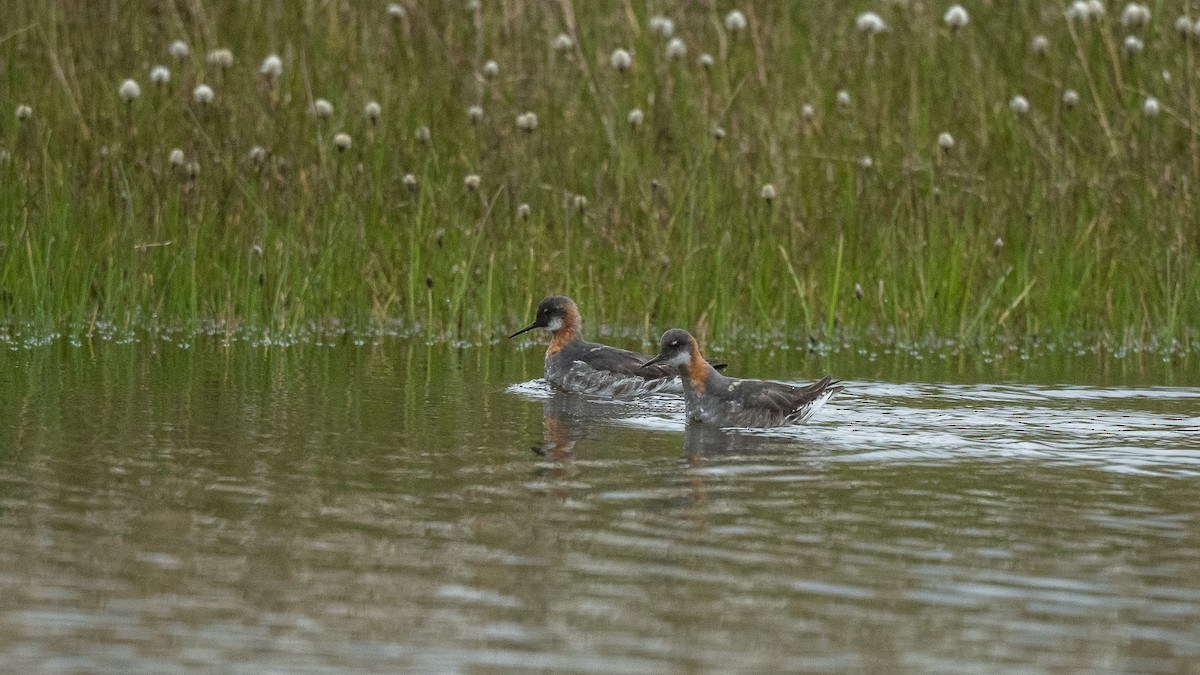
[
  {"xmin": 642, "ymin": 328, "xmax": 843, "ymax": 427},
  {"xmin": 509, "ymin": 296, "xmax": 724, "ymax": 398}
]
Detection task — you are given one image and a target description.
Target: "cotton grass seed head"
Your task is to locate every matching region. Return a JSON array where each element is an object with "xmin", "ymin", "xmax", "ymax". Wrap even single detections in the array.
[
  {"xmin": 573, "ymin": 194, "xmax": 588, "ymax": 212},
  {"xmin": 627, "ymin": 108, "xmax": 644, "ymax": 128},
  {"xmin": 333, "ymin": 132, "xmax": 352, "ymax": 151},
  {"xmin": 1062, "ymin": 89, "xmax": 1080, "ymax": 108},
  {"xmin": 801, "ymin": 103, "xmax": 815, "ymax": 120},
  {"xmin": 169, "ymin": 40, "xmax": 189, "ymax": 59},
  {"xmin": 482, "ymin": 60, "xmax": 499, "ymax": 79},
  {"xmin": 118, "ymin": 79, "xmax": 141, "ymax": 102},
  {"xmin": 856, "ymin": 12, "xmax": 887, "ymax": 34},
  {"xmin": 467, "ymin": 105, "xmax": 484, "ymax": 123},
  {"xmin": 464, "ymin": 174, "xmax": 481, "ymax": 191},
  {"xmin": 206, "ymin": 48, "xmax": 234, "ymax": 69},
  {"xmin": 516, "ymin": 111, "xmax": 538, "ymax": 132},
  {"xmin": 149, "ymin": 66, "xmax": 170, "ymax": 85},
  {"xmin": 1120, "ymin": 3, "xmax": 1150, "ymax": 27},
  {"xmin": 665, "ymin": 37, "xmax": 686, "ymax": 59},
  {"xmin": 944, "ymin": 5, "xmax": 969, "ymax": 29},
  {"xmin": 1143, "ymin": 96, "xmax": 1160, "ymax": 117},
  {"xmin": 403, "ymin": 173, "xmax": 418, "ymax": 190},
  {"xmin": 1123, "ymin": 35, "xmax": 1144, "ymax": 55},
  {"xmin": 193, "ymin": 84, "xmax": 214, "ymax": 104},
  {"xmin": 760, "ymin": 183, "xmax": 776, "ymax": 202},
  {"xmin": 1176, "ymin": 16, "xmax": 1193, "ymax": 37},
  {"xmin": 311, "ymin": 98, "xmax": 333, "ymax": 117},
  {"xmin": 649, "ymin": 16, "xmax": 674, "ymax": 37},
  {"xmin": 15, "ymin": 104, "xmax": 32, "ymax": 122},
  {"xmin": 712, "ymin": 126, "xmax": 726, "ymax": 141},
  {"xmin": 859, "ymin": 155, "xmax": 874, "ymax": 169},
  {"xmin": 699, "ymin": 53, "xmax": 715, "ymax": 69},
  {"xmin": 364, "ymin": 101, "xmax": 381, "ymax": 123},
  {"xmin": 260, "ymin": 54, "xmax": 283, "ymax": 78},
  {"xmin": 1009, "ymin": 95, "xmax": 1030, "ymax": 114},
  {"xmin": 168, "ymin": 148, "xmax": 185, "ymax": 166},
  {"xmin": 938, "ymin": 131, "xmax": 955, "ymax": 150},
  {"xmin": 553, "ymin": 33, "xmax": 574, "ymax": 51},
  {"xmin": 837, "ymin": 89, "xmax": 851, "ymax": 109},
  {"xmin": 610, "ymin": 48, "xmax": 632, "ymax": 72},
  {"xmin": 387, "ymin": 3, "xmax": 406, "ymax": 19},
  {"xmin": 1031, "ymin": 34, "xmax": 1050, "ymax": 54},
  {"xmin": 994, "ymin": 237, "xmax": 1004, "ymax": 255},
  {"xmin": 415, "ymin": 125, "xmax": 431, "ymax": 143},
  {"xmin": 725, "ymin": 10, "xmax": 747, "ymax": 33},
  {"xmin": 248, "ymin": 146, "xmax": 267, "ymax": 163},
  {"xmin": 517, "ymin": 203, "xmax": 531, "ymax": 220}
]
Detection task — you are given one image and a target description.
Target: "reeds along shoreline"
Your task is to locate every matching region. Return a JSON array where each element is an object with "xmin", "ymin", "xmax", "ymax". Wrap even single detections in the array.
[{"xmin": 0, "ymin": 2, "xmax": 1196, "ymax": 349}]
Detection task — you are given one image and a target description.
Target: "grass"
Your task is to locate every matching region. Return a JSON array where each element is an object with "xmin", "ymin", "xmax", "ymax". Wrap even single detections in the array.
[{"xmin": 0, "ymin": 1, "xmax": 1196, "ymax": 351}]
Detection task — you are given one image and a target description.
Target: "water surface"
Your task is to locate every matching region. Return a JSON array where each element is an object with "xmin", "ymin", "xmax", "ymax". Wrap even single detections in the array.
[{"xmin": 1, "ymin": 341, "xmax": 1198, "ymax": 672}]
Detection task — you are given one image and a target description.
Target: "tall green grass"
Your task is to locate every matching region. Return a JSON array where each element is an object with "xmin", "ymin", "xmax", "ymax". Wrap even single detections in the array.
[{"xmin": 0, "ymin": 1, "xmax": 1196, "ymax": 349}]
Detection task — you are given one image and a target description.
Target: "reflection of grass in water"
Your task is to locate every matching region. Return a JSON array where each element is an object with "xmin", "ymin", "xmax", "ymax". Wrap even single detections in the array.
[{"xmin": 0, "ymin": 2, "xmax": 1195, "ymax": 350}]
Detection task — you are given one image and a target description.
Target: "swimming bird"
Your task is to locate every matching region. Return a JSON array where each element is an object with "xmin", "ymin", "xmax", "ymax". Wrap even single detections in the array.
[
  {"xmin": 509, "ymin": 296, "xmax": 723, "ymax": 398},
  {"xmin": 642, "ymin": 328, "xmax": 843, "ymax": 427}
]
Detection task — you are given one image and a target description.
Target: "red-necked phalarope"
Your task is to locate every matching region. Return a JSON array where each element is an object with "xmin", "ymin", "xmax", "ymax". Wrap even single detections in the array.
[{"xmin": 642, "ymin": 328, "xmax": 843, "ymax": 427}]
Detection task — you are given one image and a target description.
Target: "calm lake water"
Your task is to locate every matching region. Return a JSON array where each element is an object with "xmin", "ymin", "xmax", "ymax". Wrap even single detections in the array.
[{"xmin": 2, "ymin": 338, "xmax": 1199, "ymax": 672}]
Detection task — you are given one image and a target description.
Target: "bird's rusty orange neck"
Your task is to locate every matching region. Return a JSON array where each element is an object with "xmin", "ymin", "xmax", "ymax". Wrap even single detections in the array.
[
  {"xmin": 687, "ymin": 336, "xmax": 708, "ymax": 393},
  {"xmin": 546, "ymin": 303, "xmax": 583, "ymax": 356}
]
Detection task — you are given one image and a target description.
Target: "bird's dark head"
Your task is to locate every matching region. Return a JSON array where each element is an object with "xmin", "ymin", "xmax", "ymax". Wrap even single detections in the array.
[
  {"xmin": 509, "ymin": 295, "xmax": 579, "ymax": 338},
  {"xmin": 641, "ymin": 328, "xmax": 697, "ymax": 370}
]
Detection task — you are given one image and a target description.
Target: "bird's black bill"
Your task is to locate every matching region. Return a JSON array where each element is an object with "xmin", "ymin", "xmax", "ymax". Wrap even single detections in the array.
[
  {"xmin": 640, "ymin": 353, "xmax": 667, "ymax": 369},
  {"xmin": 508, "ymin": 321, "xmax": 541, "ymax": 339}
]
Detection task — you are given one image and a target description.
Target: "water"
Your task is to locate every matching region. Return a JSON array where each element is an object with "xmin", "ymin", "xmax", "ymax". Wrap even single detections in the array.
[{"xmin": 2, "ymin": 340, "xmax": 1199, "ymax": 673}]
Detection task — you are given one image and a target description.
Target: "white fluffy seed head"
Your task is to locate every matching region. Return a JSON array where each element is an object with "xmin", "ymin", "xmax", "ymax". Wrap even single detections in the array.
[
  {"xmin": 1065, "ymin": 1, "xmax": 1090, "ymax": 20},
  {"xmin": 169, "ymin": 40, "xmax": 189, "ymax": 59},
  {"xmin": 699, "ymin": 53, "xmax": 715, "ymax": 69},
  {"xmin": 260, "ymin": 54, "xmax": 283, "ymax": 78},
  {"xmin": 1062, "ymin": 89, "xmax": 1080, "ymax": 108},
  {"xmin": 648, "ymin": 16, "xmax": 674, "ymax": 37},
  {"xmin": 573, "ymin": 194, "xmax": 588, "ymax": 212},
  {"xmin": 364, "ymin": 101, "xmax": 381, "ymax": 122},
  {"xmin": 665, "ymin": 37, "xmax": 686, "ymax": 59},
  {"xmin": 118, "ymin": 79, "xmax": 141, "ymax": 102},
  {"xmin": 1143, "ymin": 96, "xmax": 1160, "ymax": 116},
  {"xmin": 193, "ymin": 84, "xmax": 214, "ymax": 104},
  {"xmin": 801, "ymin": 103, "xmax": 815, "ymax": 120},
  {"xmin": 168, "ymin": 148, "xmax": 184, "ymax": 166},
  {"xmin": 1176, "ymin": 16, "xmax": 1193, "ymax": 37},
  {"xmin": 938, "ymin": 132, "xmax": 955, "ymax": 149},
  {"xmin": 387, "ymin": 3, "xmax": 406, "ymax": 19},
  {"xmin": 1086, "ymin": 0, "xmax": 1105, "ymax": 17},
  {"xmin": 149, "ymin": 66, "xmax": 170, "ymax": 85},
  {"xmin": 1009, "ymin": 95, "xmax": 1030, "ymax": 114},
  {"xmin": 760, "ymin": 183, "xmax": 776, "ymax": 202},
  {"xmin": 333, "ymin": 132, "xmax": 352, "ymax": 151},
  {"xmin": 836, "ymin": 89, "xmax": 851, "ymax": 108},
  {"xmin": 994, "ymin": 237, "xmax": 1004, "ymax": 254},
  {"xmin": 467, "ymin": 105, "xmax": 484, "ymax": 123},
  {"xmin": 856, "ymin": 11, "xmax": 887, "ymax": 34},
  {"xmin": 859, "ymin": 155, "xmax": 874, "ymax": 169},
  {"xmin": 403, "ymin": 173, "xmax": 418, "ymax": 190},
  {"xmin": 712, "ymin": 126, "xmax": 726, "ymax": 140},
  {"xmin": 464, "ymin": 174, "xmax": 481, "ymax": 191},
  {"xmin": 1120, "ymin": 3, "xmax": 1150, "ymax": 27},
  {"xmin": 553, "ymin": 33, "xmax": 574, "ymax": 51},
  {"xmin": 1030, "ymin": 34, "xmax": 1050, "ymax": 55},
  {"xmin": 516, "ymin": 111, "xmax": 538, "ymax": 132},
  {"xmin": 517, "ymin": 203, "xmax": 531, "ymax": 220},
  {"xmin": 415, "ymin": 125, "xmax": 431, "ymax": 142},
  {"xmin": 627, "ymin": 108, "xmax": 644, "ymax": 128},
  {"xmin": 482, "ymin": 60, "xmax": 499, "ymax": 78},
  {"xmin": 1123, "ymin": 35, "xmax": 1144, "ymax": 55},
  {"xmin": 944, "ymin": 5, "xmax": 969, "ymax": 28},
  {"xmin": 312, "ymin": 98, "xmax": 333, "ymax": 117},
  {"xmin": 248, "ymin": 146, "xmax": 267, "ymax": 162},
  {"xmin": 610, "ymin": 48, "xmax": 632, "ymax": 72},
  {"xmin": 725, "ymin": 10, "xmax": 747, "ymax": 33},
  {"xmin": 15, "ymin": 104, "xmax": 32, "ymax": 121},
  {"xmin": 206, "ymin": 48, "xmax": 234, "ymax": 69}
]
